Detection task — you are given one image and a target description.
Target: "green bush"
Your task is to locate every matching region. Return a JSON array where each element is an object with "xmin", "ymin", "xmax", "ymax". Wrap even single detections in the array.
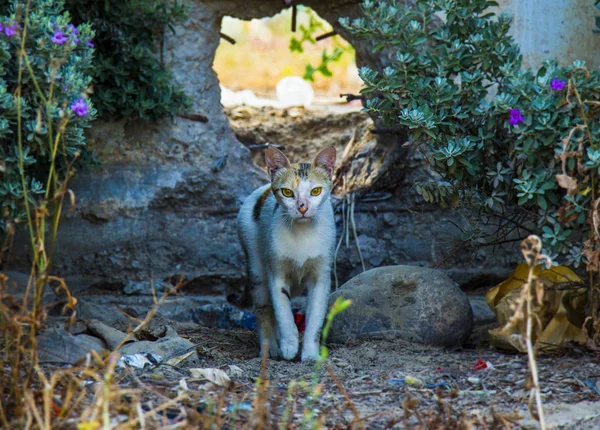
[
  {"xmin": 288, "ymin": 6, "xmax": 351, "ymax": 82},
  {"xmin": 65, "ymin": 0, "xmax": 190, "ymax": 120},
  {"xmin": 341, "ymin": 0, "xmax": 600, "ymax": 266},
  {"xmin": 0, "ymin": 0, "xmax": 95, "ymax": 231}
]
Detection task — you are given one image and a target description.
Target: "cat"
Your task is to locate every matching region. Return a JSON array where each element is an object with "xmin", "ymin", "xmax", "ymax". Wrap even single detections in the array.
[{"xmin": 235, "ymin": 146, "xmax": 336, "ymax": 361}]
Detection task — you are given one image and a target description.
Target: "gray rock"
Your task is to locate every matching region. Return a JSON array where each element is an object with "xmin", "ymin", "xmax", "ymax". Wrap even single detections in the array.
[
  {"xmin": 119, "ymin": 336, "xmax": 196, "ymax": 362},
  {"xmin": 87, "ymin": 320, "xmax": 131, "ymax": 350},
  {"xmin": 37, "ymin": 328, "xmax": 107, "ymax": 364},
  {"xmin": 77, "ymin": 298, "xmax": 128, "ymax": 322},
  {"xmin": 327, "ymin": 265, "xmax": 473, "ymax": 347},
  {"xmin": 469, "ymin": 296, "xmax": 497, "ymax": 325},
  {"xmin": 124, "ymin": 279, "xmax": 170, "ymax": 295},
  {"xmin": 3, "ymin": 271, "xmax": 30, "ymax": 294}
]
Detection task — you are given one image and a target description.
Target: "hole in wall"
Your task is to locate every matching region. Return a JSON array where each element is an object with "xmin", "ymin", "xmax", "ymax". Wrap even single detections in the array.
[{"xmin": 213, "ymin": 6, "xmax": 372, "ymax": 170}]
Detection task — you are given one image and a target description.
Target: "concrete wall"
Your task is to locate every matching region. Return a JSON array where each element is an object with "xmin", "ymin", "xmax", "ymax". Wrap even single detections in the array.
[{"xmin": 497, "ymin": 0, "xmax": 600, "ymax": 69}]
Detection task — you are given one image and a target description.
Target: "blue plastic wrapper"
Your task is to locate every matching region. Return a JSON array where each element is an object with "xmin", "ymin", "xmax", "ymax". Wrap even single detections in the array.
[{"xmin": 193, "ymin": 303, "xmax": 257, "ymax": 330}]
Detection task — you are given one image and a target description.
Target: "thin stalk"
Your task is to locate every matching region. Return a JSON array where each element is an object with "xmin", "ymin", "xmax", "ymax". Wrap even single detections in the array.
[
  {"xmin": 525, "ymin": 265, "xmax": 546, "ymax": 430},
  {"xmin": 573, "ymin": 76, "xmax": 599, "ymax": 319},
  {"xmin": 15, "ymin": 17, "xmax": 35, "ymax": 254}
]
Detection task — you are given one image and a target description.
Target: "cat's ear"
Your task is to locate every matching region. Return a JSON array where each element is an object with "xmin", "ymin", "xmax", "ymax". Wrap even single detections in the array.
[
  {"xmin": 313, "ymin": 146, "xmax": 336, "ymax": 176},
  {"xmin": 265, "ymin": 146, "xmax": 290, "ymax": 179}
]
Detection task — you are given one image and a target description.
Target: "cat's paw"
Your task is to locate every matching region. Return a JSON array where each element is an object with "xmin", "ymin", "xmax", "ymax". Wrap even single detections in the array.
[
  {"xmin": 262, "ymin": 341, "xmax": 281, "ymax": 359},
  {"xmin": 279, "ymin": 338, "xmax": 299, "ymax": 360},
  {"xmin": 301, "ymin": 344, "xmax": 320, "ymax": 362}
]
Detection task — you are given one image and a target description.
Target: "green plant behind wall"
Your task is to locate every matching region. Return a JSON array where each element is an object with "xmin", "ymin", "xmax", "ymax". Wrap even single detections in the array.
[
  {"xmin": 341, "ymin": 0, "xmax": 600, "ymax": 269},
  {"xmin": 65, "ymin": 0, "xmax": 190, "ymax": 120},
  {"xmin": 289, "ymin": 6, "xmax": 351, "ymax": 82}
]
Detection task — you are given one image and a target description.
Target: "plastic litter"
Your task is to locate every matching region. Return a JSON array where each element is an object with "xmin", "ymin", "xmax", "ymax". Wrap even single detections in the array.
[
  {"xmin": 467, "ymin": 377, "xmax": 481, "ymax": 386},
  {"xmin": 585, "ymin": 379, "xmax": 600, "ymax": 397},
  {"xmin": 293, "ymin": 312, "xmax": 306, "ymax": 332},
  {"xmin": 459, "ymin": 390, "xmax": 497, "ymax": 397},
  {"xmin": 194, "ymin": 303, "xmax": 257, "ymax": 330},
  {"xmin": 118, "ymin": 352, "xmax": 163, "ymax": 369},
  {"xmin": 226, "ymin": 402, "xmax": 253, "ymax": 412},
  {"xmin": 389, "ymin": 376, "xmax": 451, "ymax": 391},
  {"xmin": 472, "ymin": 358, "xmax": 494, "ymax": 370}
]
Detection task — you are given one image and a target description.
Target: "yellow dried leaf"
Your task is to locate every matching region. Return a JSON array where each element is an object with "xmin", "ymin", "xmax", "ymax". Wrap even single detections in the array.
[
  {"xmin": 556, "ymin": 174, "xmax": 578, "ymax": 196},
  {"xmin": 487, "ymin": 264, "xmax": 585, "ymax": 352},
  {"xmin": 189, "ymin": 368, "xmax": 231, "ymax": 386}
]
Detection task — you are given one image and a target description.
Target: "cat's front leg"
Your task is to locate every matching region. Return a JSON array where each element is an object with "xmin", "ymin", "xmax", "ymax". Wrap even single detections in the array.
[
  {"xmin": 301, "ymin": 269, "xmax": 330, "ymax": 361},
  {"xmin": 270, "ymin": 275, "xmax": 299, "ymax": 360}
]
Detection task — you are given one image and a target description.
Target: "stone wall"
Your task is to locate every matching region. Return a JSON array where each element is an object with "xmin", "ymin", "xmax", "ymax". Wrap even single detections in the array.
[{"xmin": 14, "ymin": 0, "xmax": 569, "ymax": 296}]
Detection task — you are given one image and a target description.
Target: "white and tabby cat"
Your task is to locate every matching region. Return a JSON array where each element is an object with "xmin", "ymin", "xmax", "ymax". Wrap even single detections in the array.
[{"xmin": 236, "ymin": 146, "xmax": 336, "ymax": 361}]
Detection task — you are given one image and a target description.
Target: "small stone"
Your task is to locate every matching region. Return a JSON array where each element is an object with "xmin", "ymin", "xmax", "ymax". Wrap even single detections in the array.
[
  {"xmin": 470, "ymin": 296, "xmax": 497, "ymax": 324},
  {"xmin": 368, "ymin": 254, "xmax": 384, "ymax": 267},
  {"xmin": 124, "ymin": 279, "xmax": 169, "ymax": 295},
  {"xmin": 37, "ymin": 328, "xmax": 107, "ymax": 364},
  {"xmin": 467, "ymin": 377, "xmax": 481, "ymax": 386},
  {"xmin": 383, "ymin": 213, "xmax": 398, "ymax": 226},
  {"xmin": 328, "ymin": 265, "xmax": 473, "ymax": 347}
]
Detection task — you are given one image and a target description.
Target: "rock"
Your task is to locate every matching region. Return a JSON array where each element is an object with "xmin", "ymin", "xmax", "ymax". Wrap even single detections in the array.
[
  {"xmin": 124, "ymin": 279, "xmax": 170, "ymax": 295},
  {"xmin": 469, "ymin": 296, "xmax": 497, "ymax": 325},
  {"xmin": 77, "ymin": 298, "xmax": 128, "ymax": 322},
  {"xmin": 327, "ymin": 265, "xmax": 473, "ymax": 347},
  {"xmin": 119, "ymin": 335, "xmax": 197, "ymax": 362},
  {"xmin": 37, "ymin": 327, "xmax": 107, "ymax": 364},
  {"xmin": 2, "ymin": 271, "xmax": 30, "ymax": 294},
  {"xmin": 87, "ymin": 320, "xmax": 131, "ymax": 350},
  {"xmin": 2, "ymin": 271, "xmax": 58, "ymax": 309}
]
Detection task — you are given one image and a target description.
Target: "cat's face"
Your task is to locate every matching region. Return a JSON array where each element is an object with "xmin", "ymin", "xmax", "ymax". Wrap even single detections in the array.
[{"xmin": 265, "ymin": 146, "xmax": 336, "ymax": 222}]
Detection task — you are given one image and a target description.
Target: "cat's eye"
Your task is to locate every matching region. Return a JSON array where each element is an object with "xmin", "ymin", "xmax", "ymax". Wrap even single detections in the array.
[
  {"xmin": 310, "ymin": 187, "xmax": 322, "ymax": 196},
  {"xmin": 281, "ymin": 188, "xmax": 294, "ymax": 197}
]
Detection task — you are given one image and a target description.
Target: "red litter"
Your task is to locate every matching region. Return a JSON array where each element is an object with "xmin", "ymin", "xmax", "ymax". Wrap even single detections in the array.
[
  {"xmin": 294, "ymin": 312, "xmax": 306, "ymax": 332},
  {"xmin": 472, "ymin": 358, "xmax": 488, "ymax": 370}
]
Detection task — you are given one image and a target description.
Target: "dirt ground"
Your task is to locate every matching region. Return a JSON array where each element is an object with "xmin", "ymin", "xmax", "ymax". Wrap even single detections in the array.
[
  {"xmin": 179, "ymin": 323, "xmax": 600, "ymax": 428},
  {"xmin": 45, "ymin": 307, "xmax": 597, "ymax": 429}
]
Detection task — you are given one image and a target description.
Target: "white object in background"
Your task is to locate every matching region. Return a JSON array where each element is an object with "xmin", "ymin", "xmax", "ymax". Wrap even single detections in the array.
[
  {"xmin": 276, "ymin": 76, "xmax": 314, "ymax": 108},
  {"xmin": 220, "ymin": 85, "xmax": 260, "ymax": 107},
  {"xmin": 220, "ymin": 85, "xmax": 282, "ymax": 108}
]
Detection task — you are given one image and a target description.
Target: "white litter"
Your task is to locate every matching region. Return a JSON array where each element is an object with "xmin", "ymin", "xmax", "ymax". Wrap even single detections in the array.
[{"xmin": 118, "ymin": 352, "xmax": 163, "ymax": 369}]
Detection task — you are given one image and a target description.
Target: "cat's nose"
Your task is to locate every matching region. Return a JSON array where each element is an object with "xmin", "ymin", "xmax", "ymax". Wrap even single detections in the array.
[{"xmin": 298, "ymin": 207, "xmax": 308, "ymax": 215}]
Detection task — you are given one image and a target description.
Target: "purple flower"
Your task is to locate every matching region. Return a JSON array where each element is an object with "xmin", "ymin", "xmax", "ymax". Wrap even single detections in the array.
[
  {"xmin": 86, "ymin": 39, "xmax": 94, "ymax": 48},
  {"xmin": 4, "ymin": 23, "xmax": 19, "ymax": 37},
  {"xmin": 508, "ymin": 109, "xmax": 524, "ymax": 126},
  {"xmin": 550, "ymin": 78, "xmax": 566, "ymax": 91},
  {"xmin": 67, "ymin": 23, "xmax": 78, "ymax": 35},
  {"xmin": 70, "ymin": 98, "xmax": 89, "ymax": 117},
  {"xmin": 51, "ymin": 30, "xmax": 67, "ymax": 45},
  {"xmin": 0, "ymin": 23, "xmax": 3, "ymax": 33}
]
